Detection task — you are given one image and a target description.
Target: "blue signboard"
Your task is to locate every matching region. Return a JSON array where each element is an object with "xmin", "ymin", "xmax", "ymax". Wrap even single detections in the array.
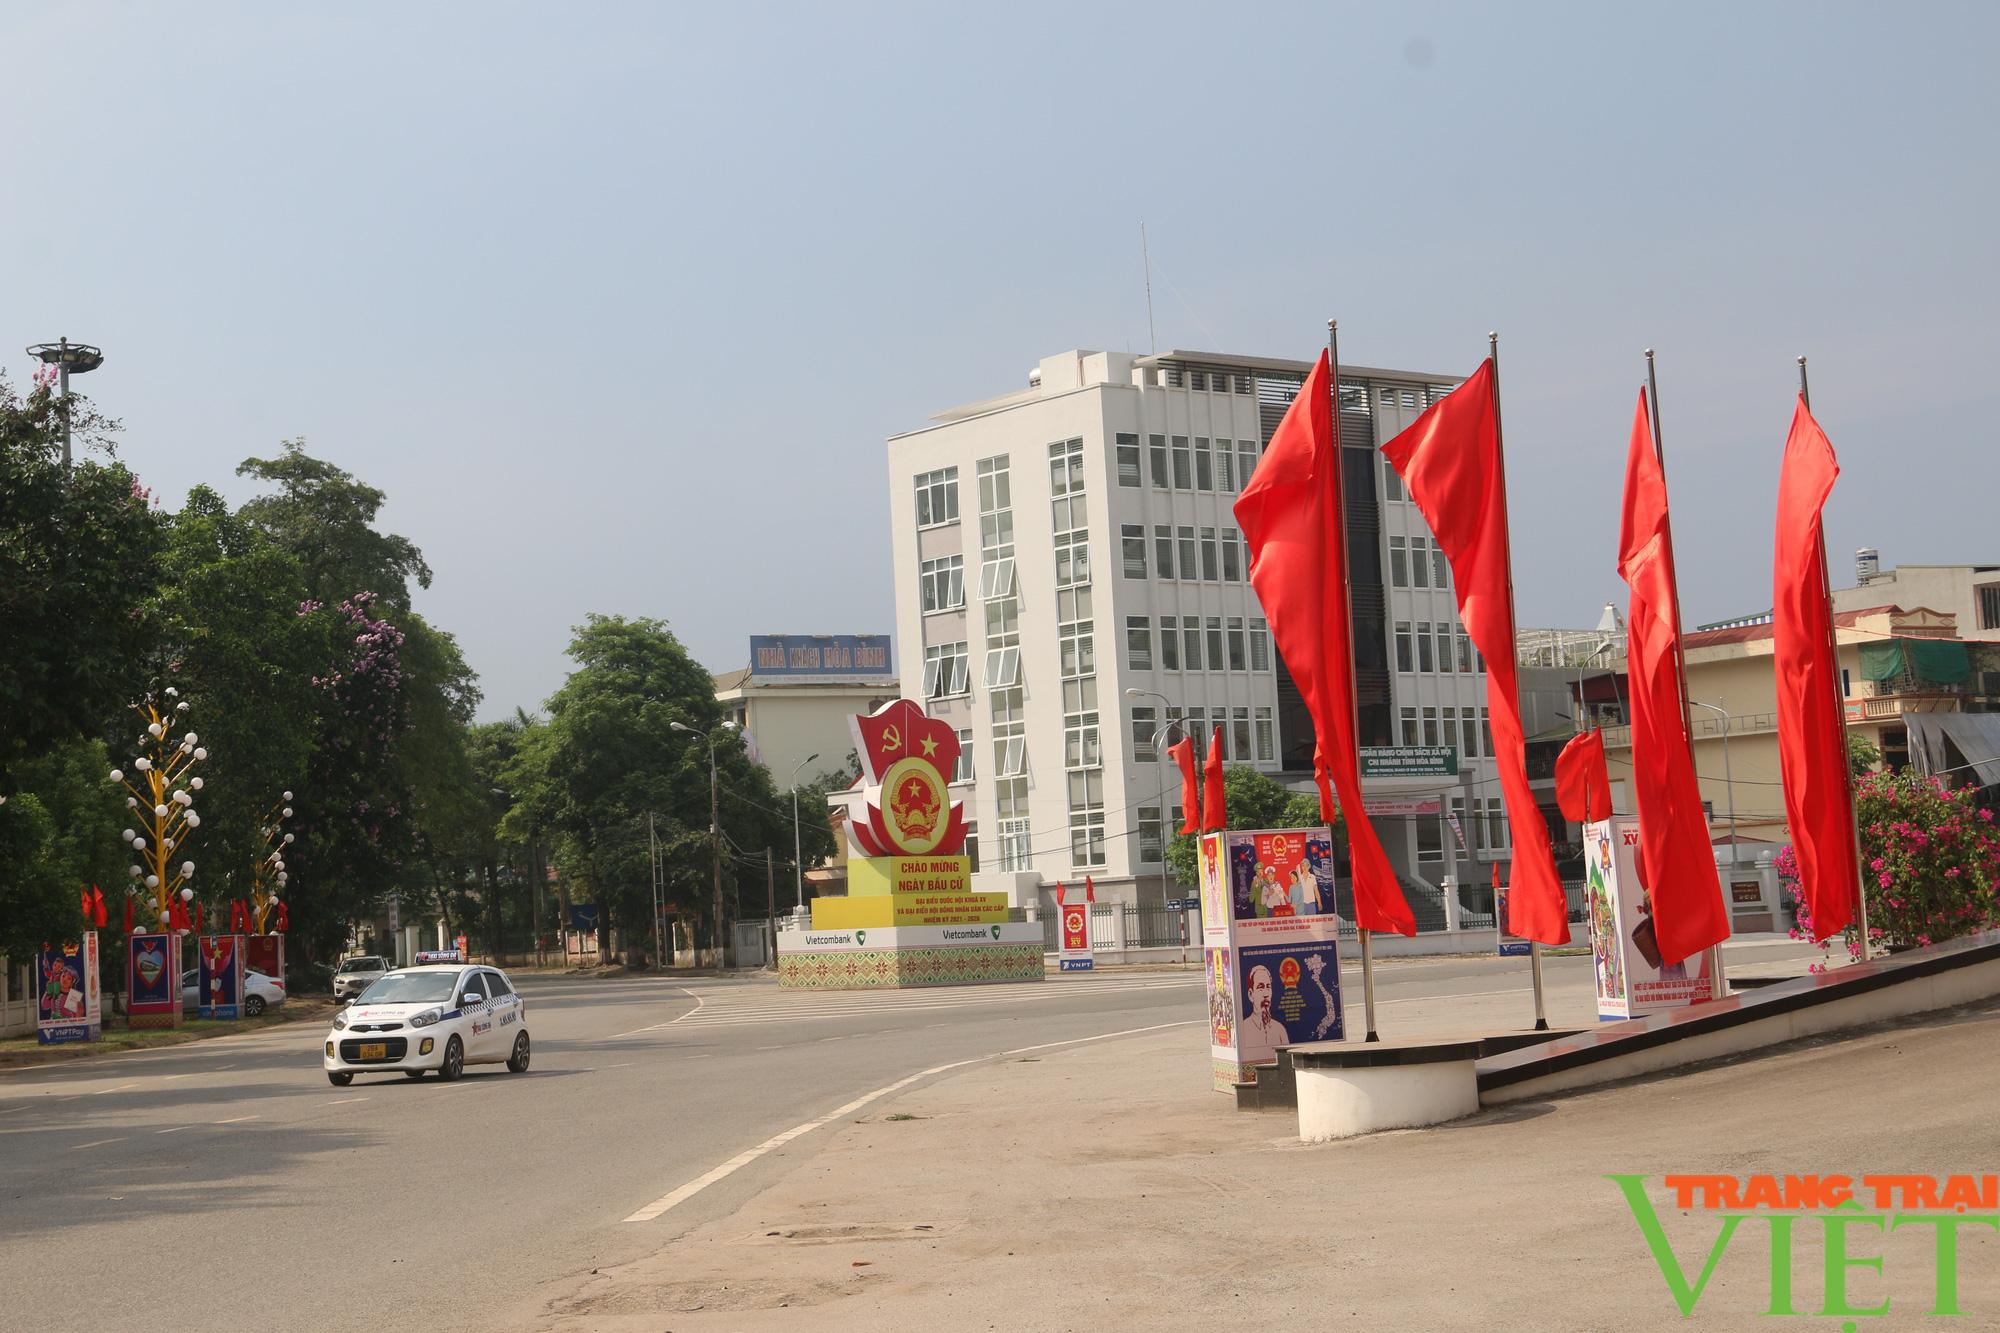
[
  {"xmin": 1236, "ymin": 939, "xmax": 1344, "ymax": 1063},
  {"xmin": 749, "ymin": 635, "xmax": 893, "ymax": 680}
]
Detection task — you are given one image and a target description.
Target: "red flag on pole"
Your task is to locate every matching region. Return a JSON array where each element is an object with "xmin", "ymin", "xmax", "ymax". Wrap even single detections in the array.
[
  {"xmin": 1084, "ymin": 875, "xmax": 1095, "ymax": 904},
  {"xmin": 93, "ymin": 886, "xmax": 108, "ymax": 927},
  {"xmin": 1773, "ymin": 396, "xmax": 1860, "ymax": 942},
  {"xmin": 1619, "ymin": 391, "xmax": 1729, "ymax": 965},
  {"xmin": 123, "ymin": 894, "xmax": 135, "ymax": 935},
  {"xmin": 1381, "ymin": 360, "xmax": 1570, "ymax": 945},
  {"xmin": 1554, "ymin": 730, "xmax": 1613, "ymax": 824},
  {"xmin": 1201, "ymin": 727, "xmax": 1227, "ymax": 831},
  {"xmin": 1235, "ymin": 349, "xmax": 1414, "ymax": 935},
  {"xmin": 1168, "ymin": 736, "xmax": 1200, "ymax": 834},
  {"xmin": 1054, "ymin": 880, "xmax": 1066, "ymax": 906}
]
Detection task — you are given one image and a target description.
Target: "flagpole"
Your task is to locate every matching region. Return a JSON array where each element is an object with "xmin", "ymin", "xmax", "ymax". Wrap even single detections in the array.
[
  {"xmin": 1490, "ymin": 330, "xmax": 1550, "ymax": 1031},
  {"xmin": 1647, "ymin": 350, "xmax": 1729, "ymax": 1001},
  {"xmin": 1798, "ymin": 356, "xmax": 1872, "ymax": 963},
  {"xmin": 1330, "ymin": 318, "xmax": 1380, "ymax": 1044}
]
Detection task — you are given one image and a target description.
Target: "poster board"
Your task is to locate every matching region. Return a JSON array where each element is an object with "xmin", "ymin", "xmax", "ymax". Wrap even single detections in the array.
[
  {"xmin": 198, "ymin": 934, "xmax": 246, "ymax": 1020},
  {"xmin": 127, "ymin": 932, "xmax": 182, "ymax": 1028},
  {"xmin": 1198, "ymin": 828, "xmax": 1344, "ymax": 1090},
  {"xmin": 36, "ymin": 934, "xmax": 102, "ymax": 1044},
  {"xmin": 1057, "ymin": 901, "xmax": 1093, "ymax": 972},
  {"xmin": 1583, "ymin": 816, "xmax": 1717, "ymax": 1020}
]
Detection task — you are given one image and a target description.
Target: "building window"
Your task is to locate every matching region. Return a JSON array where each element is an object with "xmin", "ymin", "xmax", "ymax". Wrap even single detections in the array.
[
  {"xmin": 1255, "ymin": 707, "xmax": 1275, "ymax": 762},
  {"xmin": 1115, "ymin": 433, "xmax": 1142, "ymax": 487},
  {"xmin": 1221, "ymin": 529, "xmax": 1243, "ymax": 582},
  {"xmin": 1237, "ymin": 440, "xmax": 1258, "ymax": 491},
  {"xmin": 919, "ymin": 555, "xmax": 964, "ymax": 613},
  {"xmin": 1122, "ymin": 524, "xmax": 1147, "ymax": 579},
  {"xmin": 1411, "ymin": 536, "xmax": 1431, "ymax": 589},
  {"xmin": 1249, "ymin": 619, "xmax": 1270, "ymax": 672},
  {"xmin": 915, "ymin": 467, "xmax": 959, "ymax": 528},
  {"xmin": 1126, "ymin": 617, "xmax": 1153, "ymax": 672},
  {"xmin": 1423, "ymin": 706, "xmax": 1440, "ymax": 747},
  {"xmin": 924, "ymin": 641, "xmax": 970, "ymax": 699},
  {"xmin": 1431, "ymin": 544, "xmax": 1449, "ymax": 589},
  {"xmin": 964, "ymin": 823, "xmax": 979, "ymax": 873},
  {"xmin": 1382, "ymin": 455, "xmax": 1404, "ymax": 502},
  {"xmin": 1483, "ymin": 797, "xmax": 1509, "ymax": 854},
  {"xmin": 1980, "ymin": 584, "xmax": 2000, "ymax": 630},
  {"xmin": 1177, "ymin": 526, "xmax": 1197, "ymax": 581},
  {"xmin": 976, "ymin": 456, "xmax": 1009, "ymax": 515},
  {"xmin": 1064, "ymin": 711, "xmax": 1101, "ymax": 769},
  {"xmin": 1460, "ymin": 710, "xmax": 1479, "ymax": 759},
  {"xmin": 979, "ymin": 556, "xmax": 1016, "ymax": 600},
  {"xmin": 1389, "ymin": 536, "xmax": 1409, "ymax": 588},
  {"xmin": 1171, "ymin": 436, "xmax": 1193, "ymax": 489},
  {"xmin": 1138, "ymin": 805, "xmax": 1164, "ymax": 864},
  {"xmin": 983, "ymin": 645, "xmax": 1020, "ymax": 689},
  {"xmin": 1841, "ymin": 667, "xmax": 1851, "ymax": 698},
  {"xmin": 1435, "ymin": 622, "xmax": 1455, "ymax": 672},
  {"xmin": 1217, "ymin": 442, "xmax": 1236, "ymax": 492},
  {"xmin": 1200, "ymin": 528, "xmax": 1220, "ymax": 581},
  {"xmin": 1417, "ymin": 811, "xmax": 1444, "ymax": 864},
  {"xmin": 1227, "ymin": 618, "xmax": 1246, "ymax": 671},
  {"xmin": 1457, "ymin": 631, "xmax": 1474, "ymax": 674},
  {"xmin": 1050, "ymin": 437, "xmax": 1086, "ymax": 533},
  {"xmin": 1189, "ymin": 370, "xmax": 1205, "ymax": 392},
  {"xmin": 1195, "ymin": 438, "xmax": 1215, "ymax": 491},
  {"xmin": 1206, "ymin": 617, "xmax": 1225, "ymax": 672},
  {"xmin": 1069, "ymin": 770, "xmax": 1106, "ymax": 867},
  {"xmin": 994, "ymin": 732, "xmax": 1027, "ymax": 779},
  {"xmin": 1401, "ymin": 707, "xmax": 1419, "ymax": 747},
  {"xmin": 1154, "ymin": 524, "xmax": 1175, "ymax": 579},
  {"xmin": 1149, "ymin": 434, "xmax": 1170, "ymax": 488},
  {"xmin": 1232, "ymin": 707, "xmax": 1252, "ymax": 761},
  {"xmin": 997, "ymin": 815, "xmax": 1031, "ymax": 870},
  {"xmin": 1417, "ymin": 624, "xmax": 1435, "ymax": 674},
  {"xmin": 1481, "ymin": 708, "xmax": 1494, "ymax": 757},
  {"xmin": 1131, "ymin": 705, "xmax": 1158, "ymax": 762},
  {"xmin": 1442, "ymin": 706, "xmax": 1458, "ymax": 755},
  {"xmin": 1054, "ymin": 530, "xmax": 1090, "ymax": 587},
  {"xmin": 1059, "ymin": 621, "xmax": 1095, "ymax": 679},
  {"xmin": 1182, "ymin": 619, "xmax": 1204, "ymax": 672},
  {"xmin": 1395, "ymin": 622, "xmax": 1413, "ymax": 673},
  {"xmin": 954, "ymin": 729, "xmax": 974, "ymax": 784},
  {"xmin": 1159, "ymin": 616, "xmax": 1181, "ymax": 670}
]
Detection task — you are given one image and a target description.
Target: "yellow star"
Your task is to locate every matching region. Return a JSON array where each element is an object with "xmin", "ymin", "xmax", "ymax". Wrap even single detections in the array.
[{"xmin": 920, "ymin": 736, "xmax": 939, "ymax": 757}]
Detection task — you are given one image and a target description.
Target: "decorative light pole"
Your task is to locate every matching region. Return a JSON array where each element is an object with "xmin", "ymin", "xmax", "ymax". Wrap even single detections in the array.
[
  {"xmin": 110, "ymin": 689, "xmax": 206, "ymax": 933},
  {"xmin": 251, "ymin": 793, "xmax": 297, "ymax": 932},
  {"xmin": 25, "ymin": 336, "xmax": 104, "ymax": 473}
]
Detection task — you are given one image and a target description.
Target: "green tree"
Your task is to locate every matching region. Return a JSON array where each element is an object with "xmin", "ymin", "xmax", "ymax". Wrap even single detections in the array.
[
  {"xmin": 0, "ymin": 739, "xmax": 127, "ymax": 963},
  {"xmin": 1163, "ymin": 766, "xmax": 1331, "ymax": 887},
  {"xmin": 1848, "ymin": 731, "xmax": 1881, "ymax": 777},
  {"xmin": 0, "ymin": 371, "xmax": 164, "ymax": 785},
  {"xmin": 235, "ymin": 440, "xmax": 431, "ymax": 611}
]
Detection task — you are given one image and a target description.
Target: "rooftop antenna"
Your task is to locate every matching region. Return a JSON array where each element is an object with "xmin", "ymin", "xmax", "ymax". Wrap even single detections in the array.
[{"xmin": 1141, "ymin": 222, "xmax": 1157, "ymax": 354}]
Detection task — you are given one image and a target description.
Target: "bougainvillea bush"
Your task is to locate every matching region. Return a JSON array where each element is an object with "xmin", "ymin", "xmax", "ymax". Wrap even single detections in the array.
[{"xmin": 1783, "ymin": 771, "xmax": 2000, "ymax": 967}]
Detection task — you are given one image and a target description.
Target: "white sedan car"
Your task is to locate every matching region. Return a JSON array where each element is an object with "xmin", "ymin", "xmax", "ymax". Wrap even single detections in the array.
[
  {"xmin": 323, "ymin": 963, "xmax": 529, "ymax": 1086},
  {"xmin": 181, "ymin": 968, "xmax": 287, "ymax": 1016}
]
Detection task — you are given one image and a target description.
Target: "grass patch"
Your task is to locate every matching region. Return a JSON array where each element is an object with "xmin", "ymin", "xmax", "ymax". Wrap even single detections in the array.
[
  {"xmin": 0, "ymin": 997, "xmax": 337, "ymax": 1069},
  {"xmin": 883, "ymin": 1112, "xmax": 925, "ymax": 1122}
]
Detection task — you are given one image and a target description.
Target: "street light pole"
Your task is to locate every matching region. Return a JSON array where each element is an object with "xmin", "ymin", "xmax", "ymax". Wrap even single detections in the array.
[
  {"xmin": 26, "ymin": 337, "xmax": 105, "ymax": 473},
  {"xmin": 673, "ymin": 720, "xmax": 738, "ymax": 968},
  {"xmin": 790, "ymin": 752, "xmax": 820, "ymax": 913},
  {"xmin": 1125, "ymin": 689, "xmax": 1179, "ymax": 906},
  {"xmin": 1690, "ymin": 701, "xmax": 1737, "ymax": 870}
]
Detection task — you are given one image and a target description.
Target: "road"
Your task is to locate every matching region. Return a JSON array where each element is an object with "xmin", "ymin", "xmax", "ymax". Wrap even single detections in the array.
[{"xmin": 0, "ymin": 944, "xmax": 1822, "ymax": 1330}]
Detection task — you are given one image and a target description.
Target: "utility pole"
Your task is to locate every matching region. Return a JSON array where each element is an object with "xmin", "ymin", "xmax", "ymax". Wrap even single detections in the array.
[{"xmin": 765, "ymin": 848, "xmax": 777, "ymax": 971}]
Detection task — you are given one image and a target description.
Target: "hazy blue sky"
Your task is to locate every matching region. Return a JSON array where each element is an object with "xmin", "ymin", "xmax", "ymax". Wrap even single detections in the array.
[{"xmin": 6, "ymin": 2, "xmax": 1995, "ymax": 719}]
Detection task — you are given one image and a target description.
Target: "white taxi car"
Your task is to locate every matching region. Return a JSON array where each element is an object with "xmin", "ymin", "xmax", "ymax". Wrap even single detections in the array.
[{"xmin": 323, "ymin": 963, "xmax": 529, "ymax": 1085}]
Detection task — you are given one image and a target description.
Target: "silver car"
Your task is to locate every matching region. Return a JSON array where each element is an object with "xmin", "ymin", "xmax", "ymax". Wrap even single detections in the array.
[{"xmin": 334, "ymin": 955, "xmax": 391, "ymax": 1001}]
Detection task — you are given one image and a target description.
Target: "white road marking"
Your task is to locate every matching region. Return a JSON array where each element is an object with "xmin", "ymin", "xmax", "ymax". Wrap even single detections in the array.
[
  {"xmin": 622, "ymin": 1019, "xmax": 1201, "ymax": 1225},
  {"xmin": 155, "ymin": 1126, "xmax": 190, "ymax": 1134},
  {"xmin": 329, "ymin": 1097, "xmax": 369, "ymax": 1104},
  {"xmin": 607, "ymin": 985, "xmax": 707, "ymax": 1039},
  {"xmin": 93, "ymin": 1083, "xmax": 138, "ymax": 1095},
  {"xmin": 605, "ymin": 1062, "xmax": 635, "ymax": 1068},
  {"xmin": 71, "ymin": 1138, "xmax": 125, "ymax": 1150},
  {"xmin": 214, "ymin": 1115, "xmax": 259, "ymax": 1124}
]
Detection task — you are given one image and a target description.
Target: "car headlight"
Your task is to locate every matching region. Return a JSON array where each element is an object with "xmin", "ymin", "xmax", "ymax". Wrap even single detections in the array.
[
  {"xmin": 409, "ymin": 1008, "xmax": 443, "ymax": 1029},
  {"xmin": 331, "ymin": 1012, "xmax": 348, "ymax": 1030}
]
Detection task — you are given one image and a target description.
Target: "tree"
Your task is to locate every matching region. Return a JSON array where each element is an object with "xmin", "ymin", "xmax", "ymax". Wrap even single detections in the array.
[
  {"xmin": 1848, "ymin": 731, "xmax": 1881, "ymax": 777},
  {"xmin": 1163, "ymin": 766, "xmax": 1329, "ymax": 887},
  {"xmin": 0, "ymin": 371, "xmax": 164, "ymax": 785},
  {"xmin": 0, "ymin": 739, "xmax": 127, "ymax": 964},
  {"xmin": 235, "ymin": 440, "xmax": 431, "ymax": 612}
]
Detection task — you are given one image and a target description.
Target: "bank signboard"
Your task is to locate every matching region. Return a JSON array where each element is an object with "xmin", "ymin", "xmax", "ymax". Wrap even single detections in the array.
[{"xmin": 1359, "ymin": 746, "xmax": 1458, "ymax": 777}]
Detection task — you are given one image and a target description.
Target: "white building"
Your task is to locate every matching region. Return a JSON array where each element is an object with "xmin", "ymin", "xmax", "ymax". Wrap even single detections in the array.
[
  {"xmin": 1834, "ymin": 555, "xmax": 2000, "ymax": 642},
  {"xmin": 712, "ymin": 635, "xmax": 899, "ymax": 787},
  {"xmin": 887, "ymin": 349, "xmax": 1528, "ymax": 922}
]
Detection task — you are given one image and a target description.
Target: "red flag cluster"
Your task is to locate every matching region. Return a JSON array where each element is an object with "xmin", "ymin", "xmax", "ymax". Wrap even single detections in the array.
[
  {"xmin": 79, "ymin": 885, "xmax": 108, "ymax": 928},
  {"xmin": 1168, "ymin": 731, "xmax": 1230, "ymax": 833}
]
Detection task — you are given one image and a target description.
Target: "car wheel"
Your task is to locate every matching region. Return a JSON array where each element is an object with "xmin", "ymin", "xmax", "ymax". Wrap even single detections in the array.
[
  {"xmin": 438, "ymin": 1035, "xmax": 465, "ymax": 1082},
  {"xmin": 507, "ymin": 1032, "xmax": 530, "ymax": 1074},
  {"xmin": 245, "ymin": 994, "xmax": 266, "ymax": 1017},
  {"xmin": 328, "ymin": 1072, "xmax": 353, "ymax": 1087}
]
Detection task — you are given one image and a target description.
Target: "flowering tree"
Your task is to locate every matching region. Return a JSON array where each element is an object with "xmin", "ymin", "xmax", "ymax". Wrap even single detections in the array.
[{"xmin": 1784, "ymin": 771, "xmax": 2000, "ymax": 964}]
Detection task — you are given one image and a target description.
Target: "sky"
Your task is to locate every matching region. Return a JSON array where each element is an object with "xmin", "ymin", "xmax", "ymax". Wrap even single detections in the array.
[{"xmin": 5, "ymin": 2, "xmax": 1996, "ymax": 721}]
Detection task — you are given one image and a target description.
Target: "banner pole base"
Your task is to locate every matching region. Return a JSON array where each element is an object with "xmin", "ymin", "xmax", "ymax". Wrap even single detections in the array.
[
  {"xmin": 1361, "ymin": 928, "xmax": 1380, "ymax": 1043},
  {"xmin": 1530, "ymin": 940, "xmax": 1550, "ymax": 1031}
]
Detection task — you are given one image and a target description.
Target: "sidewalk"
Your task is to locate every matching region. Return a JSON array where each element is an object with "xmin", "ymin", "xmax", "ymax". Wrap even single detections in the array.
[{"xmin": 517, "ymin": 975, "xmax": 1990, "ymax": 1331}]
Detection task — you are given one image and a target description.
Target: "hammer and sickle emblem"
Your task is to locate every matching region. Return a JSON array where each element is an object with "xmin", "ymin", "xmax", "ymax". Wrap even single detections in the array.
[{"xmin": 882, "ymin": 725, "xmax": 900, "ymax": 752}]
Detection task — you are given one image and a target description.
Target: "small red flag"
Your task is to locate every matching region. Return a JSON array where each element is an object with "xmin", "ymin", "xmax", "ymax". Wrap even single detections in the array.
[
  {"xmin": 94, "ymin": 886, "xmax": 109, "ymax": 927},
  {"xmin": 1554, "ymin": 730, "xmax": 1614, "ymax": 824},
  {"xmin": 1773, "ymin": 397, "xmax": 1859, "ymax": 942},
  {"xmin": 1620, "ymin": 391, "xmax": 1729, "ymax": 965},
  {"xmin": 123, "ymin": 895, "xmax": 135, "ymax": 935},
  {"xmin": 276, "ymin": 902, "xmax": 289, "ymax": 932},
  {"xmin": 1235, "ymin": 349, "xmax": 1413, "ymax": 935},
  {"xmin": 1084, "ymin": 875, "xmax": 1095, "ymax": 904},
  {"xmin": 194, "ymin": 903, "xmax": 204, "ymax": 936},
  {"xmin": 1168, "ymin": 736, "xmax": 1200, "ymax": 834},
  {"xmin": 1381, "ymin": 361, "xmax": 1569, "ymax": 945},
  {"xmin": 1201, "ymin": 727, "xmax": 1227, "ymax": 831},
  {"xmin": 1054, "ymin": 880, "xmax": 1066, "ymax": 906}
]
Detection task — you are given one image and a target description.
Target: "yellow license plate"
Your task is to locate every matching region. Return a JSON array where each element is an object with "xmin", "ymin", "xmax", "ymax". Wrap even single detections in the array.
[{"xmin": 358, "ymin": 1043, "xmax": 386, "ymax": 1060}]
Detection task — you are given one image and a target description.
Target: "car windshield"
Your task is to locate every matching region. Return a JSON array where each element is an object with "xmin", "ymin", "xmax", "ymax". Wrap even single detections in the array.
[
  {"xmin": 354, "ymin": 972, "xmax": 458, "ymax": 1004},
  {"xmin": 338, "ymin": 958, "xmax": 383, "ymax": 973}
]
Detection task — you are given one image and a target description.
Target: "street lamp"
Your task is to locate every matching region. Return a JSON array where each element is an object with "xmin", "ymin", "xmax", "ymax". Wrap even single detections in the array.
[
  {"xmin": 790, "ymin": 753, "xmax": 820, "ymax": 913},
  {"xmin": 1690, "ymin": 701, "xmax": 1737, "ymax": 868},
  {"xmin": 1125, "ymin": 689, "xmax": 1184, "ymax": 905},
  {"xmin": 672, "ymin": 720, "xmax": 738, "ymax": 967},
  {"xmin": 26, "ymin": 336, "xmax": 104, "ymax": 473}
]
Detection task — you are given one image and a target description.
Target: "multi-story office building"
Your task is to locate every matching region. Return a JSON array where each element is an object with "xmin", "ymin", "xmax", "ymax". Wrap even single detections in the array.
[{"xmin": 887, "ymin": 348, "xmax": 1519, "ymax": 917}]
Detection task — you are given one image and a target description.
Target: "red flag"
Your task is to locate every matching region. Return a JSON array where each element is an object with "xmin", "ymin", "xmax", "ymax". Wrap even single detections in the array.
[
  {"xmin": 1084, "ymin": 875, "xmax": 1095, "ymax": 904},
  {"xmin": 1168, "ymin": 736, "xmax": 1200, "ymax": 834},
  {"xmin": 194, "ymin": 903, "xmax": 204, "ymax": 936},
  {"xmin": 1554, "ymin": 730, "xmax": 1614, "ymax": 824},
  {"xmin": 1235, "ymin": 349, "xmax": 1414, "ymax": 935},
  {"xmin": 1619, "ymin": 391, "xmax": 1729, "ymax": 965},
  {"xmin": 123, "ymin": 894, "xmax": 135, "ymax": 935},
  {"xmin": 1201, "ymin": 727, "xmax": 1227, "ymax": 831},
  {"xmin": 1381, "ymin": 360, "xmax": 1569, "ymax": 944},
  {"xmin": 93, "ymin": 886, "xmax": 108, "ymax": 927},
  {"xmin": 1773, "ymin": 396, "xmax": 1859, "ymax": 942},
  {"xmin": 80, "ymin": 888, "xmax": 92, "ymax": 924},
  {"xmin": 276, "ymin": 902, "xmax": 289, "ymax": 932},
  {"xmin": 1054, "ymin": 880, "xmax": 1066, "ymax": 906}
]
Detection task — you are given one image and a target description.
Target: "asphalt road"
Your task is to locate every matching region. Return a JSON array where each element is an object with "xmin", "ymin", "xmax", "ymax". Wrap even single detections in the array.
[{"xmin": 0, "ymin": 945, "xmax": 1822, "ymax": 1331}]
